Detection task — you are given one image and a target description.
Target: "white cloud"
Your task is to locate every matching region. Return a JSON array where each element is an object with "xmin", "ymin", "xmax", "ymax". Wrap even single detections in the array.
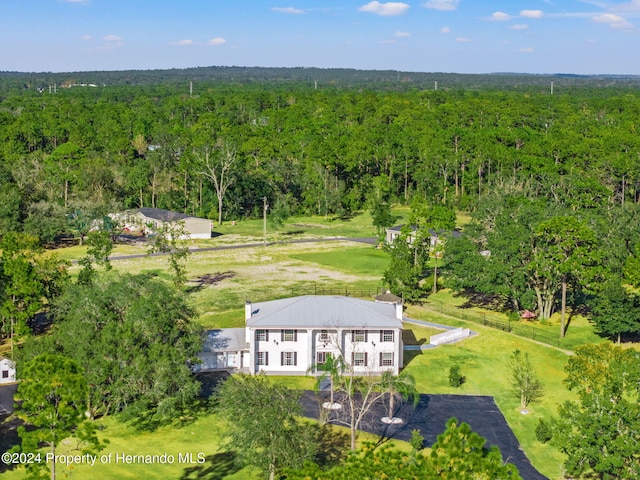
[
  {"xmin": 80, "ymin": 34, "xmax": 92, "ymax": 41},
  {"xmin": 103, "ymin": 34, "xmax": 122, "ymax": 42},
  {"xmin": 510, "ymin": 24, "xmax": 529, "ymax": 30},
  {"xmin": 440, "ymin": 26, "xmax": 451, "ymax": 33},
  {"xmin": 272, "ymin": 7, "xmax": 305, "ymax": 14},
  {"xmin": 520, "ymin": 10, "xmax": 544, "ymax": 18},
  {"xmin": 379, "ymin": 39, "xmax": 397, "ymax": 44},
  {"xmin": 395, "ymin": 31, "xmax": 410, "ymax": 37},
  {"xmin": 611, "ymin": 0, "xmax": 640, "ymax": 12},
  {"xmin": 209, "ymin": 37, "xmax": 227, "ymax": 46},
  {"xmin": 358, "ymin": 1, "xmax": 410, "ymax": 16},
  {"xmin": 456, "ymin": 37, "xmax": 471, "ymax": 42},
  {"xmin": 519, "ymin": 47, "xmax": 535, "ymax": 53},
  {"xmin": 171, "ymin": 39, "xmax": 196, "ymax": 46},
  {"xmin": 423, "ymin": 0, "xmax": 459, "ymax": 11},
  {"xmin": 490, "ymin": 12, "xmax": 512, "ymax": 21},
  {"xmin": 593, "ymin": 13, "xmax": 633, "ymax": 29}
]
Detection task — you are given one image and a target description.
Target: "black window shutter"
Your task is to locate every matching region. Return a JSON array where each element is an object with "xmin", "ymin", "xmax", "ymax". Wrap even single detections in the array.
[
  {"xmin": 294, "ymin": 352, "xmax": 297, "ymax": 366},
  {"xmin": 265, "ymin": 352, "xmax": 269, "ymax": 366},
  {"xmin": 281, "ymin": 329, "xmax": 284, "ymax": 342},
  {"xmin": 380, "ymin": 330, "xmax": 384, "ymax": 342},
  {"xmin": 294, "ymin": 330, "xmax": 297, "ymax": 342},
  {"xmin": 364, "ymin": 353, "xmax": 368, "ymax": 367},
  {"xmin": 281, "ymin": 352, "xmax": 284, "ymax": 366},
  {"xmin": 351, "ymin": 352, "xmax": 355, "ymax": 365},
  {"xmin": 265, "ymin": 330, "xmax": 269, "ymax": 342},
  {"xmin": 380, "ymin": 352, "xmax": 383, "ymax": 365},
  {"xmin": 364, "ymin": 331, "xmax": 368, "ymax": 342}
]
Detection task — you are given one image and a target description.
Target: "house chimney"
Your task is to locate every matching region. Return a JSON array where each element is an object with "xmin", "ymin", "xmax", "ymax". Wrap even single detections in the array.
[
  {"xmin": 245, "ymin": 300, "xmax": 252, "ymax": 322},
  {"xmin": 394, "ymin": 301, "xmax": 403, "ymax": 320}
]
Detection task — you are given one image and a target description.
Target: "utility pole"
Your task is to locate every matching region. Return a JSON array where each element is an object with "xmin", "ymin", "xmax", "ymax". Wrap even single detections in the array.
[
  {"xmin": 263, "ymin": 196, "xmax": 268, "ymax": 247},
  {"xmin": 189, "ymin": 81, "xmax": 193, "ymax": 96},
  {"xmin": 550, "ymin": 81, "xmax": 554, "ymax": 95}
]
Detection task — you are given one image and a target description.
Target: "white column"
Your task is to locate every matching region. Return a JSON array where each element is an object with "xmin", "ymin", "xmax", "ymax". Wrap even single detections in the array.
[
  {"xmin": 248, "ymin": 329, "xmax": 255, "ymax": 374},
  {"xmin": 307, "ymin": 328, "xmax": 314, "ymax": 371}
]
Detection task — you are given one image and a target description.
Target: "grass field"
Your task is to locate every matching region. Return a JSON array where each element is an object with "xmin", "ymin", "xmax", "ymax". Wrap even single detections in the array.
[
  {"xmin": 3, "ymin": 210, "xmax": 619, "ymax": 480},
  {"xmin": 428, "ymin": 289, "xmax": 606, "ymax": 348},
  {"xmin": 403, "ymin": 304, "xmax": 572, "ymax": 479}
]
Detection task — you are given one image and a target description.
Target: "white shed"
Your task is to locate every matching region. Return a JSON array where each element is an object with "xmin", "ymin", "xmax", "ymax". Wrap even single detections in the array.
[{"xmin": 0, "ymin": 357, "xmax": 16, "ymax": 384}]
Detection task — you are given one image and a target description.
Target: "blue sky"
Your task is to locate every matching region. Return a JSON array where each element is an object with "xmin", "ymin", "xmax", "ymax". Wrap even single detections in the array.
[{"xmin": 1, "ymin": 0, "xmax": 639, "ymax": 74}]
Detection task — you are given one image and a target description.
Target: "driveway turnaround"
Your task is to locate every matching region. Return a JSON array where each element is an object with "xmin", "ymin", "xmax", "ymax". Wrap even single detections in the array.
[{"xmin": 300, "ymin": 391, "xmax": 548, "ymax": 480}]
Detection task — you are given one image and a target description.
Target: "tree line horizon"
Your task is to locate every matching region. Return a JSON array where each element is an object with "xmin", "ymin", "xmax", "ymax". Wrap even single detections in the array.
[{"xmin": 1, "ymin": 71, "xmax": 640, "ymax": 338}]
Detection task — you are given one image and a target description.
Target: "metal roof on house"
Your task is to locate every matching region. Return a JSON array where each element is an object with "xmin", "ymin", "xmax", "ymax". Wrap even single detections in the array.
[
  {"xmin": 387, "ymin": 225, "xmax": 462, "ymax": 238},
  {"xmin": 375, "ymin": 291, "xmax": 403, "ymax": 304},
  {"xmin": 202, "ymin": 328, "xmax": 247, "ymax": 352},
  {"xmin": 135, "ymin": 208, "xmax": 191, "ymax": 222},
  {"xmin": 246, "ymin": 295, "xmax": 403, "ymax": 329}
]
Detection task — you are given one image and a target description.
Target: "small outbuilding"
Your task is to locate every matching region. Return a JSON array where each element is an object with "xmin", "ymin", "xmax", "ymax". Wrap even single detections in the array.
[
  {"xmin": 385, "ymin": 225, "xmax": 461, "ymax": 247},
  {"xmin": 116, "ymin": 208, "xmax": 212, "ymax": 239},
  {"xmin": 0, "ymin": 357, "xmax": 16, "ymax": 385}
]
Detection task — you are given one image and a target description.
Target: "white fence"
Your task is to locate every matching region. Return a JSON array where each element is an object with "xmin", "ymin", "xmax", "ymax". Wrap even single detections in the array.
[{"xmin": 430, "ymin": 328, "xmax": 471, "ymax": 346}]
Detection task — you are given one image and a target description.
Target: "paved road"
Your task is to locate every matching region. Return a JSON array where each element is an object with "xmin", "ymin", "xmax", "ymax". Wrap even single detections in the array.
[
  {"xmin": 74, "ymin": 236, "xmax": 378, "ymax": 264},
  {"xmin": 300, "ymin": 390, "xmax": 548, "ymax": 480}
]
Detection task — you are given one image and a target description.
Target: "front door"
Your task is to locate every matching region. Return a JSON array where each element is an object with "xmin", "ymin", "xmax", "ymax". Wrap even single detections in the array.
[{"xmin": 227, "ymin": 353, "xmax": 237, "ymax": 368}]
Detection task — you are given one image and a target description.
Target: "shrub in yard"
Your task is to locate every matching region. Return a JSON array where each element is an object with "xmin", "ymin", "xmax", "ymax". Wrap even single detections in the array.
[
  {"xmin": 448, "ymin": 364, "xmax": 465, "ymax": 387},
  {"xmin": 535, "ymin": 418, "xmax": 553, "ymax": 443}
]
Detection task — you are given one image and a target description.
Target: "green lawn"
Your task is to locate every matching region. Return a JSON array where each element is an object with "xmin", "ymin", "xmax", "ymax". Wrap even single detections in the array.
[
  {"xmin": 403, "ymin": 304, "xmax": 573, "ymax": 480},
  {"xmin": 214, "ymin": 211, "xmax": 382, "ymax": 242},
  {"xmin": 11, "ymin": 214, "xmax": 624, "ymax": 480},
  {"xmin": 289, "ymin": 246, "xmax": 390, "ymax": 277},
  {"xmin": 402, "ymin": 323, "xmax": 445, "ymax": 346},
  {"xmin": 0, "ymin": 414, "xmax": 260, "ymax": 480},
  {"xmin": 427, "ymin": 289, "xmax": 606, "ymax": 349}
]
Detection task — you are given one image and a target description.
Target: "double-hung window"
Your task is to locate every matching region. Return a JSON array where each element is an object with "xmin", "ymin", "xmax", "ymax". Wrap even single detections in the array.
[
  {"xmin": 281, "ymin": 351, "xmax": 297, "ymax": 366},
  {"xmin": 256, "ymin": 329, "xmax": 268, "ymax": 342},
  {"xmin": 380, "ymin": 352, "xmax": 394, "ymax": 367},
  {"xmin": 352, "ymin": 352, "xmax": 367, "ymax": 367},
  {"xmin": 381, "ymin": 330, "xmax": 394, "ymax": 342},
  {"xmin": 256, "ymin": 352, "xmax": 269, "ymax": 366},
  {"xmin": 353, "ymin": 330, "xmax": 367, "ymax": 342},
  {"xmin": 281, "ymin": 329, "xmax": 297, "ymax": 342}
]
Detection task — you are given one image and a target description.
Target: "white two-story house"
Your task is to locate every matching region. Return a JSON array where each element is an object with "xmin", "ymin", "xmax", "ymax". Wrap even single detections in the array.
[{"xmin": 195, "ymin": 295, "xmax": 404, "ymax": 376}]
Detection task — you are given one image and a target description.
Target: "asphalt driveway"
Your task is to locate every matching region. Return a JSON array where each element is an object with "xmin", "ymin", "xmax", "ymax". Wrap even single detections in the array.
[
  {"xmin": 0, "ymin": 384, "xmax": 16, "ymax": 416},
  {"xmin": 300, "ymin": 391, "xmax": 548, "ymax": 480}
]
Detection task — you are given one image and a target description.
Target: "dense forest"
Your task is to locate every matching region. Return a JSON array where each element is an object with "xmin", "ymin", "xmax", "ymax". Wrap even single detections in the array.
[
  {"xmin": 1, "ymin": 68, "xmax": 640, "ymax": 235},
  {"xmin": 1, "ymin": 67, "xmax": 640, "ymax": 337}
]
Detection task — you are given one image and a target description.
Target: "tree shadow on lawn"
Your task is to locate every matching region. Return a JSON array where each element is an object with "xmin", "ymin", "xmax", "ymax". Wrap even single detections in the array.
[
  {"xmin": 186, "ymin": 271, "xmax": 236, "ymax": 293},
  {"xmin": 180, "ymin": 451, "xmax": 240, "ymax": 480},
  {"xmin": 457, "ymin": 289, "xmax": 508, "ymax": 311},
  {"xmin": 312, "ymin": 424, "xmax": 350, "ymax": 467},
  {"xmin": 0, "ymin": 415, "xmax": 22, "ymax": 474}
]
